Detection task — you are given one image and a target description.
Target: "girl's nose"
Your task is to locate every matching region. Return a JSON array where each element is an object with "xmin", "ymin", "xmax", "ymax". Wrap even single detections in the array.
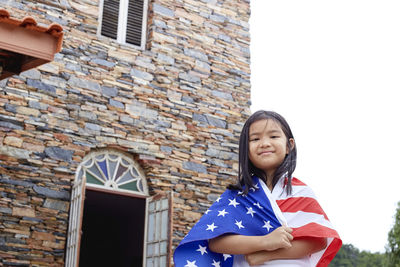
[{"xmin": 260, "ymin": 137, "xmax": 271, "ymax": 147}]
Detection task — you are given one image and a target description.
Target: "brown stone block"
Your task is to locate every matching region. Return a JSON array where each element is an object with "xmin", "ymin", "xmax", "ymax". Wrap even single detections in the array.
[
  {"xmin": 28, "ymin": 243, "xmax": 52, "ymax": 251},
  {"xmin": 47, "ymin": 105, "xmax": 67, "ymax": 115},
  {"xmin": 32, "ymin": 231, "xmax": 55, "ymax": 241},
  {"xmin": 53, "ymin": 133, "xmax": 72, "ymax": 142},
  {"xmin": 36, "ymin": 206, "xmax": 59, "ymax": 215},
  {"xmin": 22, "ymin": 142, "xmax": 45, "ymax": 153},
  {"xmin": 172, "ymin": 150, "xmax": 190, "ymax": 159},
  {"xmin": 31, "ymin": 197, "xmax": 44, "ymax": 204},
  {"xmin": 19, "ymin": 219, "xmax": 41, "ymax": 225},
  {"xmin": 62, "ymin": 143, "xmax": 84, "ymax": 152},
  {"xmin": 16, "ymin": 106, "xmax": 41, "ymax": 117},
  {"xmin": 183, "ymin": 210, "xmax": 202, "ymax": 222},
  {"xmin": 180, "ymin": 190, "xmax": 193, "ymax": 199},
  {"xmin": 27, "ymin": 238, "xmax": 44, "ymax": 247},
  {"xmin": 108, "ymin": 49, "xmax": 136, "ymax": 63},
  {"xmin": 3, "ymin": 136, "xmax": 23, "ymax": 148},
  {"xmin": 32, "ymin": 256, "xmax": 58, "ymax": 265},
  {"xmin": 42, "ymin": 240, "xmax": 65, "ymax": 249},
  {"xmin": 12, "ymin": 207, "xmax": 35, "ymax": 217},
  {"xmin": 198, "ymin": 173, "xmax": 217, "ymax": 180}
]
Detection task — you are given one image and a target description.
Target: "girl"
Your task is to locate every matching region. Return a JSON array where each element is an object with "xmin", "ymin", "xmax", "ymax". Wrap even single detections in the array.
[{"xmin": 174, "ymin": 110, "xmax": 341, "ymax": 267}]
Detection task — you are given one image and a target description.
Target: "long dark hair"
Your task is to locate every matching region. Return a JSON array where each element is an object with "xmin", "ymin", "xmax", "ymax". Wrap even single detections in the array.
[{"xmin": 229, "ymin": 110, "xmax": 297, "ymax": 195}]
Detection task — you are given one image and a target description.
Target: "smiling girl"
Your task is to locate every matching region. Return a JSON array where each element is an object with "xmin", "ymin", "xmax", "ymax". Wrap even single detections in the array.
[{"xmin": 174, "ymin": 110, "xmax": 341, "ymax": 267}]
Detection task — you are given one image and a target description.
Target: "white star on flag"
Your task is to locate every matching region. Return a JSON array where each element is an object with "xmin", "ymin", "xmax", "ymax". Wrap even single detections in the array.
[
  {"xmin": 212, "ymin": 259, "xmax": 221, "ymax": 267},
  {"xmin": 196, "ymin": 244, "xmax": 207, "ymax": 255},
  {"xmin": 206, "ymin": 223, "xmax": 217, "ymax": 232},
  {"xmin": 216, "ymin": 196, "xmax": 222, "ymax": 202},
  {"xmin": 228, "ymin": 198, "xmax": 240, "ymax": 208},
  {"xmin": 262, "ymin": 220, "xmax": 273, "ymax": 232},
  {"xmin": 246, "ymin": 207, "xmax": 256, "ymax": 217},
  {"xmin": 205, "ymin": 209, "xmax": 211, "ymax": 214},
  {"xmin": 217, "ymin": 209, "xmax": 228, "ymax": 217},
  {"xmin": 184, "ymin": 260, "xmax": 197, "ymax": 267},
  {"xmin": 223, "ymin": 254, "xmax": 232, "ymax": 261},
  {"xmin": 253, "ymin": 202, "xmax": 263, "ymax": 209},
  {"xmin": 235, "ymin": 220, "xmax": 244, "ymax": 229},
  {"xmin": 250, "ymin": 183, "xmax": 259, "ymax": 192}
]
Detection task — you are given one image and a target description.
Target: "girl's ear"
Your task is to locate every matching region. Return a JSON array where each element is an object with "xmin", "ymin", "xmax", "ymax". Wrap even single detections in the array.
[{"xmin": 287, "ymin": 138, "xmax": 295, "ymax": 154}]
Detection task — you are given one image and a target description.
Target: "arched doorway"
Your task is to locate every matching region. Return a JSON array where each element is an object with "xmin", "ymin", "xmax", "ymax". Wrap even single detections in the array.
[{"xmin": 65, "ymin": 150, "xmax": 172, "ymax": 267}]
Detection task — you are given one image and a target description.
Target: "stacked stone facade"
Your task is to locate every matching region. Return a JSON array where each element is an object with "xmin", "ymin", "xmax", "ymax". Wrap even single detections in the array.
[{"xmin": 0, "ymin": 0, "xmax": 251, "ymax": 265}]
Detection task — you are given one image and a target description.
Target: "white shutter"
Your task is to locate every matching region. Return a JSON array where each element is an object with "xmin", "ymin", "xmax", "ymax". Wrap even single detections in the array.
[
  {"xmin": 144, "ymin": 192, "xmax": 172, "ymax": 267},
  {"xmin": 65, "ymin": 175, "xmax": 86, "ymax": 267}
]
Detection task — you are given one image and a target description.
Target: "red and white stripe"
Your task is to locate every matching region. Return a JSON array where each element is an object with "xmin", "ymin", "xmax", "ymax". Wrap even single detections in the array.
[{"xmin": 273, "ymin": 177, "xmax": 342, "ymax": 267}]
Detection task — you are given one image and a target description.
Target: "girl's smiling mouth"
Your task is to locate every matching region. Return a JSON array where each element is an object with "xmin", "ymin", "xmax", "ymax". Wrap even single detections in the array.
[{"xmin": 259, "ymin": 151, "xmax": 273, "ymax": 155}]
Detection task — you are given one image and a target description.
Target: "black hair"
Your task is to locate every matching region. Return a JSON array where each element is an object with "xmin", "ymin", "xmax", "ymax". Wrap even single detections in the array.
[{"xmin": 228, "ymin": 110, "xmax": 297, "ymax": 195}]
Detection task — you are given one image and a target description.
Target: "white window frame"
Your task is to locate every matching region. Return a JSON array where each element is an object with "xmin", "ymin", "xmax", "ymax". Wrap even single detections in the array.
[
  {"xmin": 98, "ymin": 0, "xmax": 149, "ymax": 50},
  {"xmin": 65, "ymin": 175, "xmax": 86, "ymax": 267},
  {"xmin": 144, "ymin": 193, "xmax": 173, "ymax": 267}
]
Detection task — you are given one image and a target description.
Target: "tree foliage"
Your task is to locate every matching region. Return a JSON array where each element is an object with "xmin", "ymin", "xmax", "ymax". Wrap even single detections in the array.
[
  {"xmin": 387, "ymin": 201, "xmax": 400, "ymax": 267},
  {"xmin": 330, "ymin": 244, "xmax": 387, "ymax": 267},
  {"xmin": 329, "ymin": 244, "xmax": 388, "ymax": 267}
]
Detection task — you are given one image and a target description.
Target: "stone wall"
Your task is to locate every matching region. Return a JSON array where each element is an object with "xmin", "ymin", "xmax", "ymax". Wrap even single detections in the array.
[{"xmin": 0, "ymin": 0, "xmax": 251, "ymax": 265}]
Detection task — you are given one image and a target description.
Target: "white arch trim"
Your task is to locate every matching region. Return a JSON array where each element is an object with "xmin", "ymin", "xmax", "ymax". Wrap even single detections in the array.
[{"xmin": 76, "ymin": 149, "xmax": 149, "ymax": 196}]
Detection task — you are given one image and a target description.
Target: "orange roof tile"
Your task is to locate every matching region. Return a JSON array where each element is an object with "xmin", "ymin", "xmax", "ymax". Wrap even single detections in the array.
[{"xmin": 0, "ymin": 8, "xmax": 64, "ymax": 80}]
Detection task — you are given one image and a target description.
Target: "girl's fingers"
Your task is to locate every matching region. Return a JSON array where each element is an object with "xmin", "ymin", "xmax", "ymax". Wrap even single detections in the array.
[
  {"xmin": 282, "ymin": 238, "xmax": 292, "ymax": 248},
  {"xmin": 283, "ymin": 226, "xmax": 293, "ymax": 233},
  {"xmin": 286, "ymin": 233, "xmax": 294, "ymax": 241},
  {"xmin": 282, "ymin": 226, "xmax": 293, "ymax": 240}
]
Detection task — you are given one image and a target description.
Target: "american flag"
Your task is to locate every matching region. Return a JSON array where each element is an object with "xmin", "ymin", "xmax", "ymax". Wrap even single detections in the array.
[
  {"xmin": 173, "ymin": 177, "xmax": 284, "ymax": 267},
  {"xmin": 173, "ymin": 177, "xmax": 341, "ymax": 267}
]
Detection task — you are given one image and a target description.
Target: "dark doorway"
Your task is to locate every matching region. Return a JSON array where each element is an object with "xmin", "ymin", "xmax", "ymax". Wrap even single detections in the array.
[{"xmin": 79, "ymin": 189, "xmax": 146, "ymax": 267}]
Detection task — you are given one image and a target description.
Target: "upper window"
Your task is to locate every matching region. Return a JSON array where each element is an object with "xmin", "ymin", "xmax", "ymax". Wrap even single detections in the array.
[{"xmin": 99, "ymin": 0, "xmax": 148, "ymax": 49}]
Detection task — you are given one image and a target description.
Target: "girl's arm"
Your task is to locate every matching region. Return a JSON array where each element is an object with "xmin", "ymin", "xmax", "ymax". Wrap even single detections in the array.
[
  {"xmin": 208, "ymin": 226, "xmax": 293, "ymax": 255},
  {"xmin": 245, "ymin": 237, "xmax": 328, "ymax": 266}
]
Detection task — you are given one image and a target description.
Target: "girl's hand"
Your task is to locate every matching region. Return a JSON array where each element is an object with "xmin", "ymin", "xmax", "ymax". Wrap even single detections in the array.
[
  {"xmin": 245, "ymin": 250, "xmax": 273, "ymax": 266},
  {"xmin": 262, "ymin": 226, "xmax": 293, "ymax": 251}
]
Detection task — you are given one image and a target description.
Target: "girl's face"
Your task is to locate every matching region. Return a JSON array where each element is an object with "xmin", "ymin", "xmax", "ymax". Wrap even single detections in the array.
[{"xmin": 248, "ymin": 119, "xmax": 293, "ymax": 177}]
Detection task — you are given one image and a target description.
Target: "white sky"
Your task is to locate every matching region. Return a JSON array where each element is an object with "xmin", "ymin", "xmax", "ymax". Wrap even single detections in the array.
[{"xmin": 250, "ymin": 0, "xmax": 400, "ymax": 253}]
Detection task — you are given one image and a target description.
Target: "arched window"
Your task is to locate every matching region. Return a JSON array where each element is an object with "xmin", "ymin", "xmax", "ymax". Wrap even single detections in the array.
[
  {"xmin": 79, "ymin": 150, "xmax": 148, "ymax": 195},
  {"xmin": 65, "ymin": 150, "xmax": 172, "ymax": 267}
]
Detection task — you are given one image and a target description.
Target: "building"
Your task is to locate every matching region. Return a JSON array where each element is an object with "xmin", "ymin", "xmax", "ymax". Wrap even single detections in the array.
[{"xmin": 0, "ymin": 0, "xmax": 251, "ymax": 266}]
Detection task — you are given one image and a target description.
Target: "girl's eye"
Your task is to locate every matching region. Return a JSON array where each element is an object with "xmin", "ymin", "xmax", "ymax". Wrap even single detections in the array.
[
  {"xmin": 271, "ymin": 136, "xmax": 280, "ymax": 139},
  {"xmin": 250, "ymin": 138, "xmax": 259, "ymax": 142}
]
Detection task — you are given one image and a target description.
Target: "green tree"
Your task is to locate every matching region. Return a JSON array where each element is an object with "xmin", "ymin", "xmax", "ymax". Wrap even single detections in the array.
[
  {"xmin": 358, "ymin": 250, "xmax": 387, "ymax": 267},
  {"xmin": 387, "ymin": 201, "xmax": 400, "ymax": 267},
  {"xmin": 330, "ymin": 244, "xmax": 387, "ymax": 267},
  {"xmin": 330, "ymin": 244, "xmax": 359, "ymax": 266}
]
